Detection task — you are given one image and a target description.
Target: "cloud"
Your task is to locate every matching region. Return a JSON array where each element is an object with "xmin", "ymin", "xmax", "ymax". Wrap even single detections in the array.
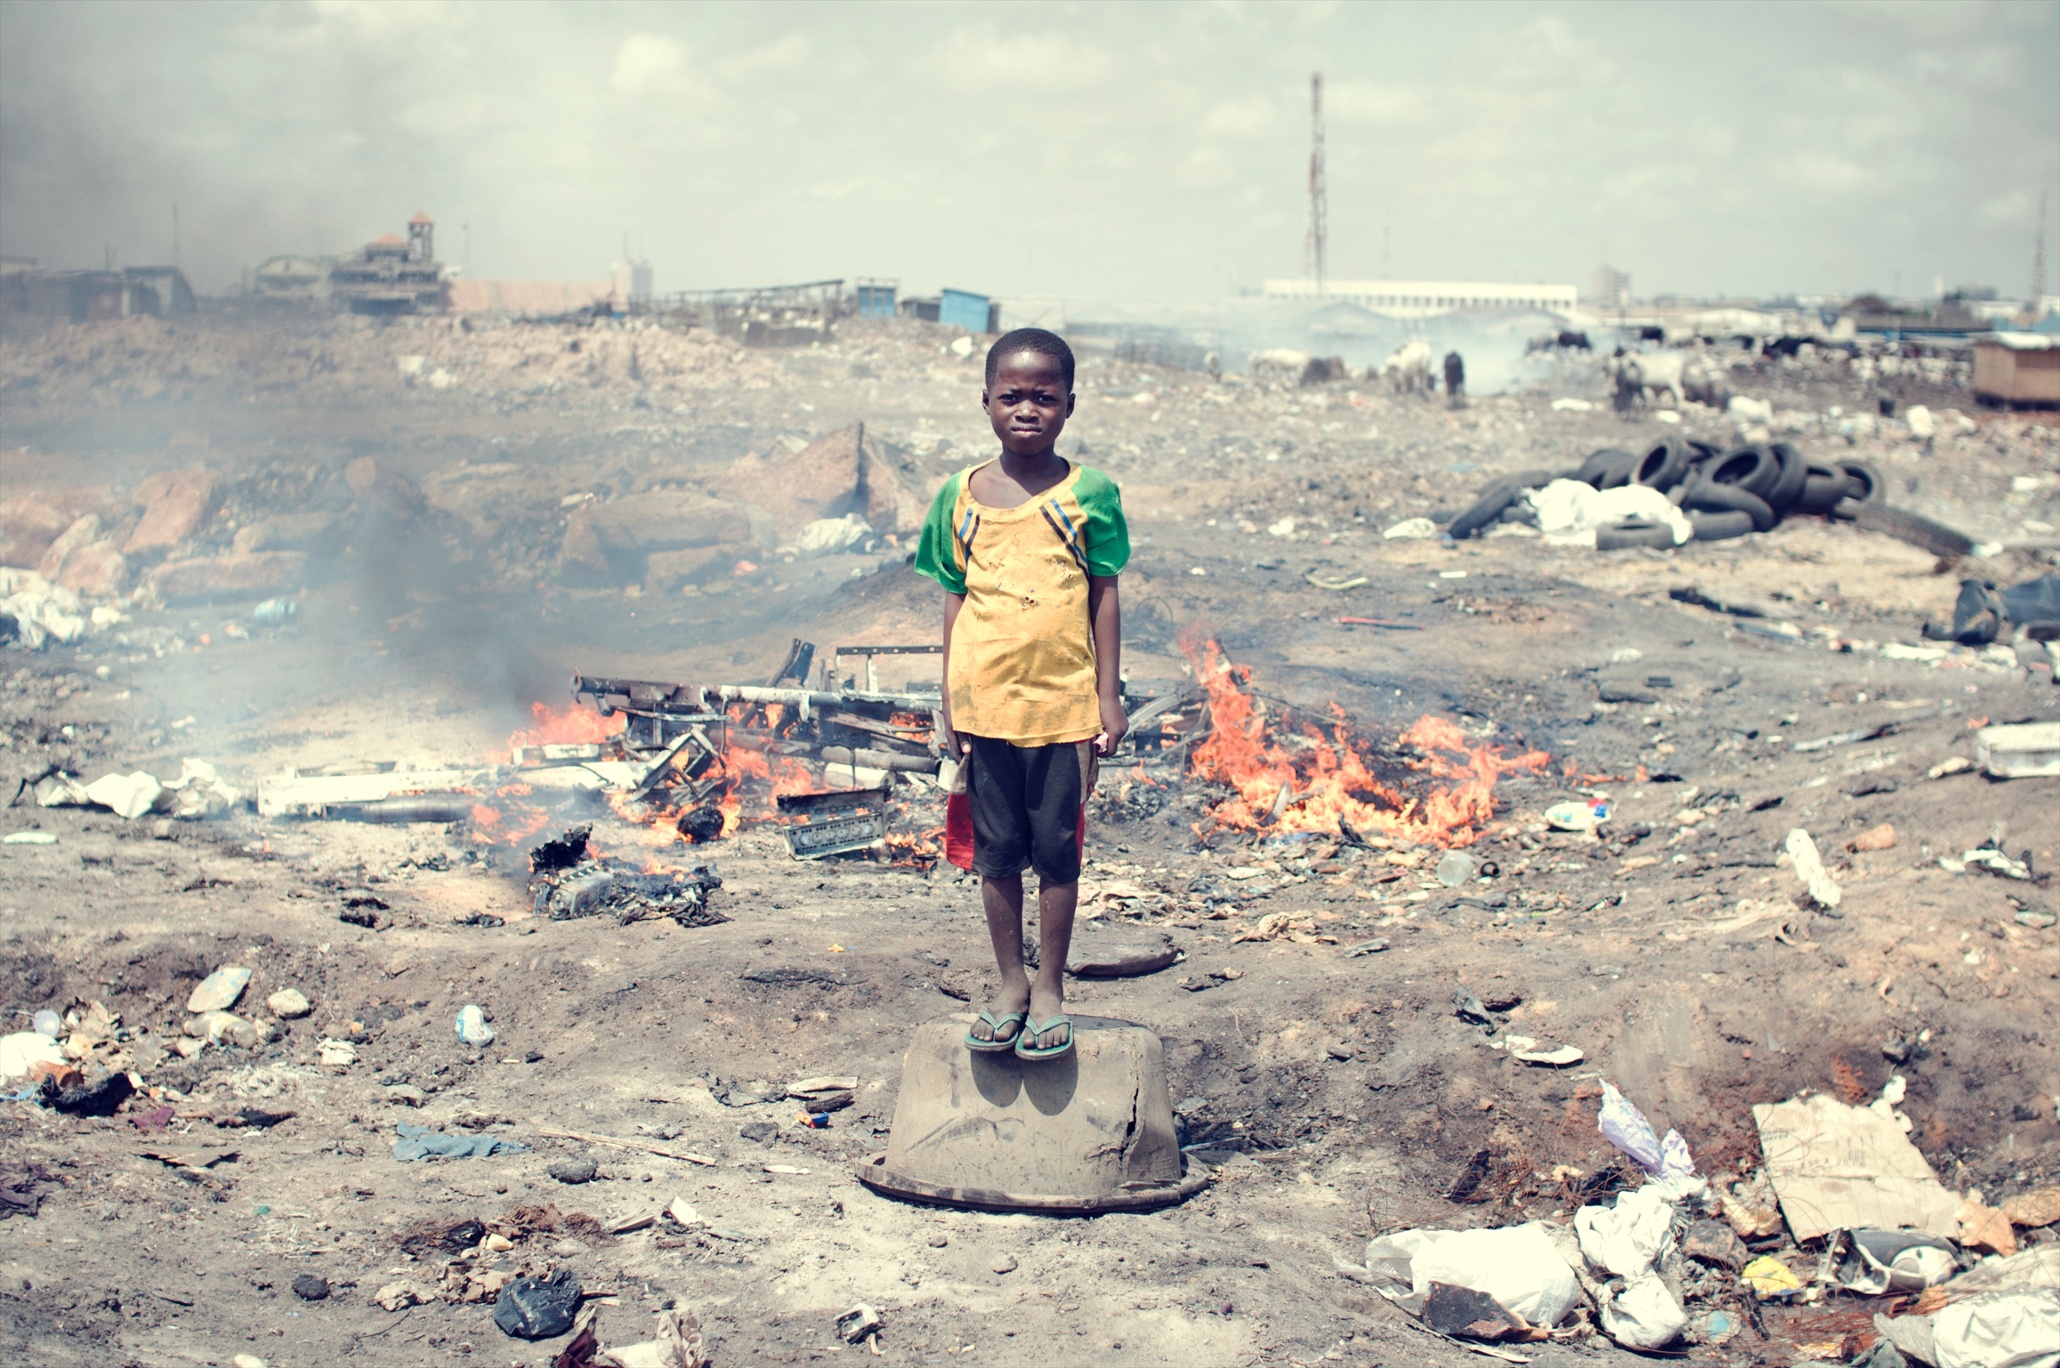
[{"xmin": 613, "ymin": 33, "xmax": 690, "ymax": 96}]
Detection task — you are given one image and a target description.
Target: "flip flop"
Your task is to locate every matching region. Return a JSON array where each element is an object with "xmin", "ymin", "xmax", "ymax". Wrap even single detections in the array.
[
  {"xmin": 964, "ymin": 1011, "xmax": 1026, "ymax": 1053},
  {"xmin": 1014, "ymin": 1014, "xmax": 1074, "ymax": 1061}
]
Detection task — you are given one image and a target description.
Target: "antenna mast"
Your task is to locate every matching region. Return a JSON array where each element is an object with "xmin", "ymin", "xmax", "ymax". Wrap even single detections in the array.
[
  {"xmin": 2035, "ymin": 190, "xmax": 2049, "ymax": 309},
  {"xmin": 1305, "ymin": 72, "xmax": 1327, "ymax": 295}
]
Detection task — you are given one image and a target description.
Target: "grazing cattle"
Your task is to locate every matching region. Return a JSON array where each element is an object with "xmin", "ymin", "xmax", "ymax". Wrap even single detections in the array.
[
  {"xmin": 1379, "ymin": 340, "xmax": 1433, "ymax": 395},
  {"xmin": 1614, "ymin": 351, "xmax": 1686, "ymax": 407}
]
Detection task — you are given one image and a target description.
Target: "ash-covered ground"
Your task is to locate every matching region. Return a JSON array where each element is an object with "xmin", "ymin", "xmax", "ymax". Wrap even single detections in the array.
[{"xmin": 1, "ymin": 309, "xmax": 2057, "ymax": 1368}]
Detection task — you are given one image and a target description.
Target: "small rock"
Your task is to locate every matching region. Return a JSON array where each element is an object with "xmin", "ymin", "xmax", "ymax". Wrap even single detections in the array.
[
  {"xmin": 186, "ymin": 966, "xmax": 252, "ymax": 1014},
  {"xmin": 384, "ymin": 1085, "xmax": 426, "ymax": 1107},
  {"xmin": 2016, "ymin": 909, "xmax": 2058, "ymax": 930},
  {"xmin": 927, "ymin": 1233, "xmax": 949, "ymax": 1247},
  {"xmin": 398, "ymin": 1215, "xmax": 486, "ymax": 1256},
  {"xmin": 317, "ymin": 1038, "xmax": 357, "ymax": 1066},
  {"xmin": 1326, "ymin": 1044, "xmax": 1355, "ymax": 1061},
  {"xmin": 738, "ymin": 1120, "xmax": 779, "ymax": 1144},
  {"xmin": 290, "ymin": 1273, "xmax": 330, "ymax": 1301},
  {"xmin": 1848, "ymin": 823, "xmax": 1898, "ymax": 853},
  {"xmin": 188, "ymin": 1011, "xmax": 262, "ymax": 1048},
  {"xmin": 547, "ymin": 1156, "xmax": 598, "ymax": 1185},
  {"xmin": 1477, "ymin": 988, "xmax": 1523, "ymax": 1012},
  {"xmin": 233, "ymin": 1354, "xmax": 268, "ymax": 1368},
  {"xmin": 991, "ymin": 1254, "xmax": 1018, "ymax": 1275},
  {"xmin": 374, "ymin": 1280, "xmax": 433, "ymax": 1312},
  {"xmin": 484, "ymin": 1232, "xmax": 515, "ymax": 1252},
  {"xmin": 266, "ymin": 988, "xmax": 312, "ymax": 1019}
]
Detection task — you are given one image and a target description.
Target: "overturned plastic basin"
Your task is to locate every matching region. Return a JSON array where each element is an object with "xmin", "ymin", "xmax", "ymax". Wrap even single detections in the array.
[{"xmin": 855, "ymin": 1015, "xmax": 1206, "ymax": 1214}]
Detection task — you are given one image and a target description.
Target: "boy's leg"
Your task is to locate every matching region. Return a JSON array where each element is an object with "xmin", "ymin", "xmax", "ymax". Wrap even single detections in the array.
[
  {"xmin": 973, "ymin": 873, "xmax": 1031, "ymax": 1042},
  {"xmin": 1025, "ymin": 877, "xmax": 1077, "ymax": 1049},
  {"xmin": 962, "ymin": 736, "xmax": 1035, "ymax": 1045},
  {"xmin": 1019, "ymin": 740, "xmax": 1094, "ymax": 1051}
]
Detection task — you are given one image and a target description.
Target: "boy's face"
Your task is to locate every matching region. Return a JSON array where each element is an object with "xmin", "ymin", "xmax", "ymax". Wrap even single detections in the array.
[{"xmin": 981, "ymin": 350, "xmax": 1075, "ymax": 458}]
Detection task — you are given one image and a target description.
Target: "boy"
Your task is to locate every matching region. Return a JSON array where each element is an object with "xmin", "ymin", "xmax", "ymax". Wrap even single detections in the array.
[{"xmin": 913, "ymin": 328, "xmax": 1128, "ymax": 1061}]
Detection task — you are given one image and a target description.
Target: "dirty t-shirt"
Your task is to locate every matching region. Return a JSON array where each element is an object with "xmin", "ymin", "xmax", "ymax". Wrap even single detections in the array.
[{"xmin": 913, "ymin": 461, "xmax": 1129, "ymax": 746}]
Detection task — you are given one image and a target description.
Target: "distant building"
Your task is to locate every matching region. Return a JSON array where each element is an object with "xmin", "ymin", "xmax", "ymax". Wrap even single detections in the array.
[
  {"xmin": 329, "ymin": 213, "xmax": 449, "ymax": 315},
  {"xmin": 1263, "ymin": 278, "xmax": 1577, "ymax": 317},
  {"xmin": 447, "ymin": 279, "xmax": 613, "ymax": 316},
  {"xmin": 0, "ymin": 264, "xmax": 195, "ymax": 320},
  {"xmin": 854, "ymin": 278, "xmax": 897, "ymax": 319},
  {"xmin": 612, "ymin": 258, "xmax": 653, "ymax": 307},
  {"xmin": 939, "ymin": 288, "xmax": 1000, "ymax": 334},
  {"xmin": 1589, "ymin": 265, "xmax": 1631, "ymax": 308},
  {"xmin": 1973, "ymin": 333, "xmax": 2060, "ymax": 408}
]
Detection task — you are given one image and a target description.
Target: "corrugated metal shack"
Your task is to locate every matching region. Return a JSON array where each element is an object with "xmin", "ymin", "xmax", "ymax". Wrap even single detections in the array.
[{"xmin": 1973, "ymin": 333, "xmax": 2060, "ymax": 408}]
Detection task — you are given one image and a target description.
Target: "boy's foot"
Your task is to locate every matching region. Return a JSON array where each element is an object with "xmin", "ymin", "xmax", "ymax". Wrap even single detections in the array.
[
  {"xmin": 1020, "ymin": 985, "xmax": 1070, "ymax": 1053},
  {"xmin": 967, "ymin": 986, "xmax": 1031, "ymax": 1047}
]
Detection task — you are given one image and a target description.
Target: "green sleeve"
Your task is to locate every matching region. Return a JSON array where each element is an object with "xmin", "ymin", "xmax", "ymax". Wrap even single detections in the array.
[
  {"xmin": 912, "ymin": 471, "xmax": 967, "ymax": 594},
  {"xmin": 1076, "ymin": 467, "xmax": 1130, "ymax": 577}
]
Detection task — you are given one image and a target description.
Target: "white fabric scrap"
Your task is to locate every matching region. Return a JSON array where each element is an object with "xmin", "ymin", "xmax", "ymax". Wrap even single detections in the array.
[
  {"xmin": 1933, "ymin": 1291, "xmax": 2060, "ymax": 1368},
  {"xmin": 1785, "ymin": 828, "xmax": 1842, "ymax": 908},
  {"xmin": 1598, "ymin": 1273, "xmax": 1689, "ymax": 1351},
  {"xmin": 1576, "ymin": 1183, "xmax": 1681, "ymax": 1279}
]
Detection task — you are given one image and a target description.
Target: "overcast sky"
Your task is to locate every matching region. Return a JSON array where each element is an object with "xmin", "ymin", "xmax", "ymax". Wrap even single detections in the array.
[{"xmin": 3, "ymin": 0, "xmax": 2055, "ymax": 302}]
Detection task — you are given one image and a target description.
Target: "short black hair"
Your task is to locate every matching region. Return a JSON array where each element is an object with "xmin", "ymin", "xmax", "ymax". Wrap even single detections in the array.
[{"xmin": 984, "ymin": 327, "xmax": 1075, "ymax": 393}]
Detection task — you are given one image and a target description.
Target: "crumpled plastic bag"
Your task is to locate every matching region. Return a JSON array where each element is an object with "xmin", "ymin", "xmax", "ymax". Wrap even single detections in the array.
[
  {"xmin": 391, "ymin": 1121, "xmax": 530, "ymax": 1162},
  {"xmin": 82, "ymin": 772, "xmax": 169, "ymax": 821},
  {"xmin": 1597, "ymin": 1080, "xmax": 1697, "ymax": 1180},
  {"xmin": 1525, "ymin": 479, "xmax": 1692, "ymax": 549},
  {"xmin": 1933, "ymin": 1291, "xmax": 2060, "ymax": 1368},
  {"xmin": 784, "ymin": 514, "xmax": 874, "ymax": 557},
  {"xmin": 1831, "ymin": 1228, "xmax": 1958, "ymax": 1296},
  {"xmin": 1576, "ymin": 1183, "xmax": 1682, "ymax": 1279},
  {"xmin": 1598, "ymin": 1273, "xmax": 1689, "ymax": 1350},
  {"xmin": 1362, "ymin": 1221, "xmax": 1578, "ymax": 1327},
  {"xmin": 0, "ymin": 570, "xmax": 87, "ymax": 651}
]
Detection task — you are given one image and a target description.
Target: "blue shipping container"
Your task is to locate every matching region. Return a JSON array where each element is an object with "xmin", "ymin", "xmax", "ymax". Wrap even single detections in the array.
[
  {"xmin": 938, "ymin": 289, "xmax": 990, "ymax": 334},
  {"xmin": 856, "ymin": 284, "xmax": 896, "ymax": 319}
]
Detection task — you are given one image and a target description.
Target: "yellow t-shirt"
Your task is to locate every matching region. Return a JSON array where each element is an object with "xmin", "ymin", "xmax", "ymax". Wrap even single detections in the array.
[{"xmin": 914, "ymin": 460, "xmax": 1130, "ymax": 746}]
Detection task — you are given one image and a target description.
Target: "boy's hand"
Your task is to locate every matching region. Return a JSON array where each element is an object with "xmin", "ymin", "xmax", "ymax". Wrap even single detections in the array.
[
  {"xmin": 939, "ymin": 700, "xmax": 966, "ymax": 758},
  {"xmin": 1093, "ymin": 695, "xmax": 1128, "ymax": 757}
]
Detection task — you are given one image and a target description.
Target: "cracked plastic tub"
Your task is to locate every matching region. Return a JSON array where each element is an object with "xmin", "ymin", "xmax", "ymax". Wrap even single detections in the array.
[{"xmin": 855, "ymin": 1015, "xmax": 1207, "ymax": 1214}]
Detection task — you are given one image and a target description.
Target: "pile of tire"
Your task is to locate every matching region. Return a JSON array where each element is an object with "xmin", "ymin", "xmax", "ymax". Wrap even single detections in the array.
[{"xmin": 1444, "ymin": 437, "xmax": 1884, "ymax": 552}]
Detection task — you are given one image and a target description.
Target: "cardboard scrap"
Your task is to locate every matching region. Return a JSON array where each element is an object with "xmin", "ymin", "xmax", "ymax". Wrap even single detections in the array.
[{"xmin": 1751, "ymin": 1093, "xmax": 1960, "ymax": 1242}]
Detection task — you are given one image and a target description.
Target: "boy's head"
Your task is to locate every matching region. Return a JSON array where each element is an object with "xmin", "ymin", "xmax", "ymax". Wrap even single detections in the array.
[
  {"xmin": 983, "ymin": 327, "xmax": 1074, "ymax": 393},
  {"xmin": 981, "ymin": 328, "xmax": 1077, "ymax": 459}
]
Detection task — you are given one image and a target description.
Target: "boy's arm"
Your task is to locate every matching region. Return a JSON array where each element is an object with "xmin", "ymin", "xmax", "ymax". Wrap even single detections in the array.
[
  {"xmin": 940, "ymin": 590, "xmax": 967, "ymax": 757},
  {"xmin": 1088, "ymin": 575, "xmax": 1124, "ymax": 756}
]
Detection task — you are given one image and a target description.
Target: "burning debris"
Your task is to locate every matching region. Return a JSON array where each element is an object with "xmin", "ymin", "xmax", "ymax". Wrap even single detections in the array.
[{"xmin": 525, "ymin": 825, "xmax": 724, "ymax": 927}]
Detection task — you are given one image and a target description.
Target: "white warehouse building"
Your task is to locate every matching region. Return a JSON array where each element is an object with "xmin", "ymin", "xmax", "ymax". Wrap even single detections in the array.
[{"xmin": 1263, "ymin": 277, "xmax": 1578, "ymax": 317}]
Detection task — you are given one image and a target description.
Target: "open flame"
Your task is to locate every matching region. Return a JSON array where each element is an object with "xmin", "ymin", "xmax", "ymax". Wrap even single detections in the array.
[{"xmin": 1179, "ymin": 630, "xmax": 1546, "ymax": 847}]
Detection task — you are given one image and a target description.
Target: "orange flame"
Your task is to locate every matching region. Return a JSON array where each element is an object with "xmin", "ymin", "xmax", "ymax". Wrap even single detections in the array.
[
  {"xmin": 508, "ymin": 701, "xmax": 625, "ymax": 751},
  {"xmin": 1179, "ymin": 631, "xmax": 1546, "ymax": 847}
]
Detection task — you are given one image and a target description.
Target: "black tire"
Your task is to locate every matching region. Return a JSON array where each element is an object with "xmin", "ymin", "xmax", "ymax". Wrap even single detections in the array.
[
  {"xmin": 1595, "ymin": 518, "xmax": 1678, "ymax": 551},
  {"xmin": 1446, "ymin": 467, "xmax": 1562, "ymax": 539},
  {"xmin": 1708, "ymin": 445, "xmax": 1781, "ymax": 499},
  {"xmin": 1840, "ymin": 460, "xmax": 1881, "ymax": 504},
  {"xmin": 1691, "ymin": 510, "xmax": 1756, "ymax": 541},
  {"xmin": 1681, "ymin": 479, "xmax": 1777, "ymax": 532},
  {"xmin": 1763, "ymin": 443, "xmax": 1810, "ymax": 513},
  {"xmin": 1576, "ymin": 448, "xmax": 1638, "ymax": 488},
  {"xmin": 1633, "ymin": 438, "xmax": 1691, "ymax": 491},
  {"xmin": 1850, "ymin": 503, "xmax": 1974, "ymax": 560},
  {"xmin": 1686, "ymin": 439, "xmax": 1723, "ymax": 462},
  {"xmin": 1794, "ymin": 466, "xmax": 1849, "ymax": 517}
]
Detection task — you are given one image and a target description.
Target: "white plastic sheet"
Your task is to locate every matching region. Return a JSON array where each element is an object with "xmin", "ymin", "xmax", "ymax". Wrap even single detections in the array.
[
  {"xmin": 1933, "ymin": 1292, "xmax": 2060, "ymax": 1368},
  {"xmin": 1599, "ymin": 1273, "xmax": 1690, "ymax": 1351},
  {"xmin": 1576, "ymin": 1183, "xmax": 1680, "ymax": 1279},
  {"xmin": 1524, "ymin": 479, "xmax": 1692, "ymax": 549},
  {"xmin": 1363, "ymin": 1222, "xmax": 1578, "ymax": 1327},
  {"xmin": 786, "ymin": 514, "xmax": 874, "ymax": 557}
]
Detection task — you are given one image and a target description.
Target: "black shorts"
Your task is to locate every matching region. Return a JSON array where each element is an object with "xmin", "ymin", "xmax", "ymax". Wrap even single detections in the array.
[{"xmin": 954, "ymin": 736, "xmax": 1096, "ymax": 883}]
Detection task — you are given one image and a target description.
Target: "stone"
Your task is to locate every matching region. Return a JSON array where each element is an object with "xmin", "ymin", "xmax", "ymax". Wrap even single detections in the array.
[
  {"xmin": 231, "ymin": 512, "xmax": 340, "ymax": 554},
  {"xmin": 728, "ymin": 423, "xmax": 927, "ymax": 538},
  {"xmin": 35, "ymin": 514, "xmax": 102, "ymax": 578},
  {"xmin": 290, "ymin": 1274, "xmax": 331, "ymax": 1301},
  {"xmin": 265, "ymin": 988, "xmax": 312, "ymax": 1019},
  {"xmin": 187, "ymin": 966, "xmax": 252, "ymax": 1013},
  {"xmin": 2003, "ymin": 1187, "xmax": 2060, "ymax": 1228},
  {"xmin": 187, "ymin": 1011, "xmax": 263, "ymax": 1048},
  {"xmin": 55, "ymin": 542, "xmax": 128, "ymax": 597},
  {"xmin": 1848, "ymin": 824, "xmax": 1897, "ymax": 853},
  {"xmin": 344, "ymin": 457, "xmax": 425, "ymax": 521},
  {"xmin": 374, "ymin": 1280, "xmax": 433, "ymax": 1312},
  {"xmin": 124, "ymin": 469, "xmax": 222, "ymax": 554},
  {"xmin": 561, "ymin": 491, "xmax": 758, "ymax": 579},
  {"xmin": 738, "ymin": 1120, "xmax": 780, "ymax": 1144},
  {"xmin": 1067, "ymin": 934, "xmax": 1179, "ymax": 978},
  {"xmin": 398, "ymin": 1215, "xmax": 486, "ymax": 1255},
  {"xmin": 232, "ymin": 1355, "xmax": 268, "ymax": 1368},
  {"xmin": 548, "ymin": 1156, "xmax": 598, "ymax": 1184},
  {"xmin": 148, "ymin": 551, "xmax": 307, "ymax": 604},
  {"xmin": 991, "ymin": 1254, "xmax": 1018, "ymax": 1275},
  {"xmin": 0, "ymin": 495, "xmax": 70, "ymax": 566},
  {"xmin": 643, "ymin": 544, "xmax": 731, "ymax": 593}
]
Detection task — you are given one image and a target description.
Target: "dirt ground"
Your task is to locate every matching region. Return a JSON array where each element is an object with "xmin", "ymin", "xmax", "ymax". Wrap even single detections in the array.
[{"xmin": 1, "ymin": 309, "xmax": 2057, "ymax": 1368}]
